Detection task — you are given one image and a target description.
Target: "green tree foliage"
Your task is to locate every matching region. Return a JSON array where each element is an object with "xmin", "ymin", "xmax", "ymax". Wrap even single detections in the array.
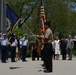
[
  {"xmin": 44, "ymin": 0, "xmax": 76, "ymax": 37},
  {"xmin": 6, "ymin": 0, "xmax": 76, "ymax": 55},
  {"xmin": 12, "ymin": 28, "xmax": 26, "ymax": 36},
  {"xmin": 6, "ymin": 0, "xmax": 76, "ymax": 37}
]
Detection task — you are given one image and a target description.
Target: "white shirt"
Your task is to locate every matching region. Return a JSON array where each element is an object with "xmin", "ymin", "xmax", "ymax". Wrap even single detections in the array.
[
  {"xmin": 11, "ymin": 39, "xmax": 18, "ymax": 47},
  {"xmin": 0, "ymin": 37, "xmax": 2, "ymax": 43},
  {"xmin": 52, "ymin": 41, "xmax": 55, "ymax": 49},
  {"xmin": 1, "ymin": 38, "xmax": 8, "ymax": 46},
  {"xmin": 20, "ymin": 40, "xmax": 22, "ymax": 45},
  {"xmin": 22, "ymin": 38, "xmax": 28, "ymax": 46},
  {"xmin": 19, "ymin": 39, "xmax": 22, "ymax": 48}
]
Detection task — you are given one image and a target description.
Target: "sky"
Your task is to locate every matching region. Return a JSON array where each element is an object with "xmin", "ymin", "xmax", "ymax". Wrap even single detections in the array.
[{"xmin": 68, "ymin": 2, "xmax": 76, "ymax": 11}]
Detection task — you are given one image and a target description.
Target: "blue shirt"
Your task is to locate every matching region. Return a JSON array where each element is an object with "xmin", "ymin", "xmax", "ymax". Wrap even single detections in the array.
[{"xmin": 1, "ymin": 38, "xmax": 8, "ymax": 46}]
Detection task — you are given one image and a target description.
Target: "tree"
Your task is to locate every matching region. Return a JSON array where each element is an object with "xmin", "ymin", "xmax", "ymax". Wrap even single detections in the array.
[{"xmin": 6, "ymin": 0, "xmax": 76, "ymax": 37}]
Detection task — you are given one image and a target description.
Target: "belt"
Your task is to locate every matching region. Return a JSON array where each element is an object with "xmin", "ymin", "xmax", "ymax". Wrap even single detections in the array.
[
  {"xmin": 2, "ymin": 45, "xmax": 7, "ymax": 47},
  {"xmin": 23, "ymin": 46, "xmax": 26, "ymax": 47},
  {"xmin": 11, "ymin": 46, "xmax": 16, "ymax": 47}
]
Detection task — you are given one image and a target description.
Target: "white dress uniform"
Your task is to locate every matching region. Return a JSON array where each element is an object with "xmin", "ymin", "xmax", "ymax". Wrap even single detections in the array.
[
  {"xmin": 22, "ymin": 37, "xmax": 28, "ymax": 61},
  {"xmin": 20, "ymin": 39, "xmax": 22, "ymax": 48},
  {"xmin": 1, "ymin": 37, "xmax": 8, "ymax": 63},
  {"xmin": 1, "ymin": 38, "xmax": 8, "ymax": 46},
  {"xmin": 11, "ymin": 39, "xmax": 18, "ymax": 47},
  {"xmin": 11, "ymin": 38, "xmax": 18, "ymax": 62},
  {"xmin": 22, "ymin": 39, "xmax": 28, "ymax": 46}
]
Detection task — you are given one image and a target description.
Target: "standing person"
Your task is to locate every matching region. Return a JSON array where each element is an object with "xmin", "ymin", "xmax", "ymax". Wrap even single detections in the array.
[
  {"xmin": 10, "ymin": 34, "xmax": 18, "ymax": 62},
  {"xmin": 0, "ymin": 34, "xmax": 2, "ymax": 60},
  {"xmin": 36, "ymin": 21, "xmax": 53, "ymax": 73},
  {"xmin": 29, "ymin": 41, "xmax": 39, "ymax": 61},
  {"xmin": 66, "ymin": 35, "xmax": 74, "ymax": 60},
  {"xmin": 60, "ymin": 37, "xmax": 67, "ymax": 60},
  {"xmin": 54, "ymin": 36, "xmax": 60, "ymax": 60},
  {"xmin": 29, "ymin": 41, "xmax": 35, "ymax": 60},
  {"xmin": 1, "ymin": 34, "xmax": 8, "ymax": 63},
  {"xmin": 22, "ymin": 35, "xmax": 28, "ymax": 62},
  {"xmin": 18, "ymin": 36, "xmax": 22, "ymax": 60},
  {"xmin": 51, "ymin": 38, "xmax": 55, "ymax": 60},
  {"xmin": 16, "ymin": 35, "xmax": 21, "ymax": 60}
]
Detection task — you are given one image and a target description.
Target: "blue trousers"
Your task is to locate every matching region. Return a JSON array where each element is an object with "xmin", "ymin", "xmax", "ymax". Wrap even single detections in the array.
[
  {"xmin": 1, "ymin": 46, "xmax": 7, "ymax": 62},
  {"xmin": 22, "ymin": 46, "xmax": 27, "ymax": 61},
  {"xmin": 11, "ymin": 46, "xmax": 16, "ymax": 62}
]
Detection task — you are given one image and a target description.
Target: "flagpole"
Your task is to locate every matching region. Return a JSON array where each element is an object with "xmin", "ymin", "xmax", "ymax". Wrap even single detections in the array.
[
  {"xmin": 24, "ymin": 24, "xmax": 40, "ymax": 42},
  {"xmin": 4, "ymin": 0, "xmax": 7, "ymax": 4},
  {"xmin": 0, "ymin": 0, "xmax": 3, "ymax": 31},
  {"xmin": 0, "ymin": 0, "xmax": 6, "ymax": 33},
  {"xmin": 0, "ymin": 1, "xmax": 1, "ymax": 31},
  {"xmin": 13, "ymin": 18, "xmax": 21, "ymax": 29}
]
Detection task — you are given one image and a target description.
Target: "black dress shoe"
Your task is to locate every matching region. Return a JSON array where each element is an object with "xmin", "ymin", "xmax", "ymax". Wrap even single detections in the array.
[
  {"xmin": 41, "ymin": 64, "xmax": 44, "ymax": 67},
  {"xmin": 25, "ymin": 60, "xmax": 27, "ymax": 62},
  {"xmin": 44, "ymin": 70, "xmax": 52, "ymax": 73},
  {"xmin": 22, "ymin": 60, "xmax": 27, "ymax": 62},
  {"xmin": 22, "ymin": 60, "xmax": 25, "ymax": 62},
  {"xmin": 43, "ymin": 67, "xmax": 46, "ymax": 69},
  {"xmin": 2, "ymin": 61, "xmax": 7, "ymax": 63},
  {"xmin": 68, "ymin": 59, "xmax": 72, "ymax": 60},
  {"xmin": 62, "ymin": 59, "xmax": 66, "ymax": 60},
  {"xmin": 11, "ymin": 60, "xmax": 16, "ymax": 62}
]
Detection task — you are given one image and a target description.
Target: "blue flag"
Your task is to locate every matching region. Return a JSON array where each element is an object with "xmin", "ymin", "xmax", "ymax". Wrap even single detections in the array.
[
  {"xmin": 6, "ymin": 4, "xmax": 20, "ymax": 31},
  {"xmin": 6, "ymin": 4, "xmax": 20, "ymax": 39}
]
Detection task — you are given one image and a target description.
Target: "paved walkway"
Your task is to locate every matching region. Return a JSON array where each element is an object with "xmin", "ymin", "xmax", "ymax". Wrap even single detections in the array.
[{"xmin": 0, "ymin": 56, "xmax": 76, "ymax": 75}]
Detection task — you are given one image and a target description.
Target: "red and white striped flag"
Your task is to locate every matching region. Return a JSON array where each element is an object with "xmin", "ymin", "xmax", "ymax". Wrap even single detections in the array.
[{"xmin": 40, "ymin": 0, "xmax": 46, "ymax": 29}]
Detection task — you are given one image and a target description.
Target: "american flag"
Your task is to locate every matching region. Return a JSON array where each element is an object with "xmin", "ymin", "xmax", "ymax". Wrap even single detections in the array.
[{"xmin": 40, "ymin": 0, "xmax": 46, "ymax": 29}]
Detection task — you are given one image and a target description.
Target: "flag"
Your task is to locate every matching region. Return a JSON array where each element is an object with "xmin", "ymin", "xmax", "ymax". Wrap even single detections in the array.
[
  {"xmin": 6, "ymin": 4, "xmax": 20, "ymax": 33},
  {"xmin": 6, "ymin": 4, "xmax": 20, "ymax": 39},
  {"xmin": 40, "ymin": 0, "xmax": 46, "ymax": 29},
  {"xmin": 37, "ymin": 0, "xmax": 46, "ymax": 54}
]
